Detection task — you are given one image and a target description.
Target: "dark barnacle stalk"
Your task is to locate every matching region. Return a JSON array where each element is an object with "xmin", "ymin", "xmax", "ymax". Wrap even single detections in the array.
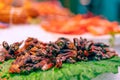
[
  {"xmin": 9, "ymin": 41, "xmax": 23, "ymax": 55},
  {"xmin": 2, "ymin": 41, "xmax": 10, "ymax": 50},
  {"xmin": 0, "ymin": 37, "xmax": 118, "ymax": 73},
  {"xmin": 9, "ymin": 54, "xmax": 55, "ymax": 73},
  {"xmin": 0, "ymin": 45, "xmax": 6, "ymax": 63},
  {"xmin": 73, "ymin": 38, "xmax": 80, "ymax": 50},
  {"xmin": 94, "ymin": 42, "xmax": 109, "ymax": 48},
  {"xmin": 55, "ymin": 38, "xmax": 66, "ymax": 49},
  {"xmin": 2, "ymin": 41, "xmax": 23, "ymax": 55},
  {"xmin": 0, "ymin": 41, "xmax": 23, "ymax": 62},
  {"xmin": 47, "ymin": 42, "xmax": 60, "ymax": 57}
]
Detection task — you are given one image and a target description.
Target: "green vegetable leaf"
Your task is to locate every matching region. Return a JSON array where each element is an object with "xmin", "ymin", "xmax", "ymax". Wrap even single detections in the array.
[{"xmin": 0, "ymin": 57, "xmax": 120, "ymax": 80}]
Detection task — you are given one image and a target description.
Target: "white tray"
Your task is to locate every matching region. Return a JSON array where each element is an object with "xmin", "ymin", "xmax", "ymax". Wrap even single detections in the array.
[{"xmin": 0, "ymin": 25, "xmax": 120, "ymax": 45}]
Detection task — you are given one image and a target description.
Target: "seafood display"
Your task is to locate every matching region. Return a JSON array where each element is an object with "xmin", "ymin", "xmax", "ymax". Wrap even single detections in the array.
[
  {"xmin": 0, "ymin": 1, "xmax": 71, "ymax": 24},
  {"xmin": 0, "ymin": 37, "xmax": 118, "ymax": 73},
  {"xmin": 0, "ymin": 0, "xmax": 28, "ymax": 24},
  {"xmin": 0, "ymin": 0, "xmax": 120, "ymax": 36},
  {"xmin": 41, "ymin": 13, "xmax": 120, "ymax": 35},
  {"xmin": 32, "ymin": 1, "xmax": 71, "ymax": 17}
]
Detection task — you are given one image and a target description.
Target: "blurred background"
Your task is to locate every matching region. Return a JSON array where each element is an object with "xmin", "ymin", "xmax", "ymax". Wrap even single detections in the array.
[
  {"xmin": 0, "ymin": 0, "xmax": 120, "ymax": 36},
  {"xmin": 36, "ymin": 0, "xmax": 120, "ymax": 21},
  {"xmin": 28, "ymin": 0, "xmax": 120, "ymax": 21},
  {"xmin": 0, "ymin": 0, "xmax": 120, "ymax": 21},
  {"xmin": 60, "ymin": 0, "xmax": 120, "ymax": 21}
]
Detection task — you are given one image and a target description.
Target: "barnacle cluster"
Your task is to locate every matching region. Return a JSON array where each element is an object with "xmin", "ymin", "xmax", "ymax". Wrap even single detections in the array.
[{"xmin": 0, "ymin": 37, "xmax": 118, "ymax": 73}]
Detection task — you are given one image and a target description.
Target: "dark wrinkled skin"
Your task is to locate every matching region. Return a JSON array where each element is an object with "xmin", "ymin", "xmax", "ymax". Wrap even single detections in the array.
[
  {"xmin": 0, "ymin": 37, "xmax": 118, "ymax": 73},
  {"xmin": 2, "ymin": 41, "xmax": 23, "ymax": 55},
  {"xmin": 2, "ymin": 41, "xmax": 10, "ymax": 50},
  {"xmin": 9, "ymin": 54, "xmax": 54, "ymax": 73},
  {"xmin": 0, "ymin": 41, "xmax": 23, "ymax": 62}
]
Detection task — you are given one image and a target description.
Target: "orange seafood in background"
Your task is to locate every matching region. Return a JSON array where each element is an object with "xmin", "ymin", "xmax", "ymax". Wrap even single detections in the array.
[
  {"xmin": 23, "ymin": 0, "xmax": 39, "ymax": 18},
  {"xmin": 41, "ymin": 14, "xmax": 120, "ymax": 36},
  {"xmin": 0, "ymin": 0, "xmax": 30, "ymax": 24},
  {"xmin": 0, "ymin": 7, "xmax": 28, "ymax": 24},
  {"xmin": 0, "ymin": 0, "xmax": 13, "ymax": 6},
  {"xmin": 32, "ymin": 1, "xmax": 71, "ymax": 16},
  {"xmin": 0, "ymin": 0, "xmax": 71, "ymax": 24}
]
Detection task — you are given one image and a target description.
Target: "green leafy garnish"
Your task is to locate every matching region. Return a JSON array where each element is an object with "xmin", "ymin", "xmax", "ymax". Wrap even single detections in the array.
[{"xmin": 0, "ymin": 57, "xmax": 120, "ymax": 80}]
